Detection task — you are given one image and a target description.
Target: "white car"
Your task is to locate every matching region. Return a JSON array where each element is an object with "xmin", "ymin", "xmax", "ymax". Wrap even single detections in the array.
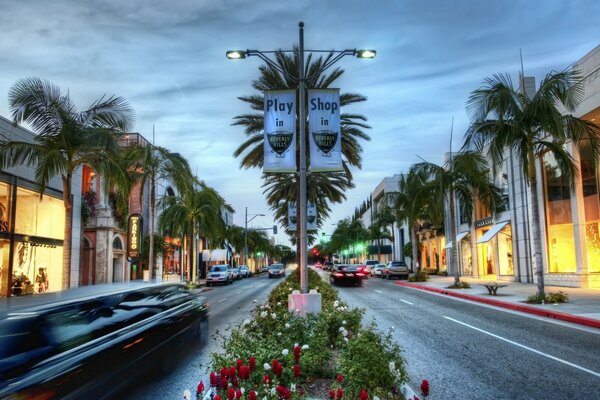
[{"xmin": 371, "ymin": 264, "xmax": 385, "ymax": 277}]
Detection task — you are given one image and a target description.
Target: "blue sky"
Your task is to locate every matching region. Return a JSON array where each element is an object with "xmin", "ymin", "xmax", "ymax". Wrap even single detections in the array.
[{"xmin": 1, "ymin": 0, "xmax": 599, "ymax": 246}]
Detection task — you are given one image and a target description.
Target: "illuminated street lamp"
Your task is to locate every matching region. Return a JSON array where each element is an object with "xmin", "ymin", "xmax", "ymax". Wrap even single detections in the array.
[{"xmin": 228, "ymin": 22, "xmax": 375, "ymax": 294}]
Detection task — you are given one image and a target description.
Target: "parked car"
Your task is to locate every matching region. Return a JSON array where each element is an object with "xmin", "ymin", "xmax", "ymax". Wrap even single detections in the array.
[
  {"xmin": 329, "ymin": 264, "xmax": 365, "ymax": 286},
  {"xmin": 363, "ymin": 260, "xmax": 379, "ymax": 274},
  {"xmin": 230, "ymin": 267, "xmax": 241, "ymax": 280},
  {"xmin": 324, "ymin": 261, "xmax": 334, "ymax": 271},
  {"xmin": 268, "ymin": 263, "xmax": 286, "ymax": 278},
  {"xmin": 239, "ymin": 265, "xmax": 250, "ymax": 278},
  {"xmin": 371, "ymin": 264, "xmax": 385, "ymax": 277},
  {"xmin": 0, "ymin": 282, "xmax": 209, "ymax": 399},
  {"xmin": 206, "ymin": 264, "xmax": 233, "ymax": 286},
  {"xmin": 261, "ymin": 265, "xmax": 269, "ymax": 273},
  {"xmin": 382, "ymin": 261, "xmax": 410, "ymax": 279}
]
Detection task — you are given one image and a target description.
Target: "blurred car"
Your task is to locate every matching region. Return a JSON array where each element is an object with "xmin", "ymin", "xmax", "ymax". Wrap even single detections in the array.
[
  {"xmin": 268, "ymin": 263, "xmax": 286, "ymax": 278},
  {"xmin": 382, "ymin": 260, "xmax": 410, "ymax": 279},
  {"xmin": 363, "ymin": 260, "xmax": 379, "ymax": 275},
  {"xmin": 206, "ymin": 264, "xmax": 233, "ymax": 286},
  {"xmin": 329, "ymin": 264, "xmax": 365, "ymax": 286},
  {"xmin": 371, "ymin": 264, "xmax": 385, "ymax": 277},
  {"xmin": 314, "ymin": 262, "xmax": 323, "ymax": 269},
  {"xmin": 323, "ymin": 261, "xmax": 334, "ymax": 271},
  {"xmin": 0, "ymin": 282, "xmax": 209, "ymax": 399},
  {"xmin": 239, "ymin": 265, "xmax": 250, "ymax": 278},
  {"xmin": 230, "ymin": 267, "xmax": 241, "ymax": 280},
  {"xmin": 261, "ymin": 265, "xmax": 269, "ymax": 273}
]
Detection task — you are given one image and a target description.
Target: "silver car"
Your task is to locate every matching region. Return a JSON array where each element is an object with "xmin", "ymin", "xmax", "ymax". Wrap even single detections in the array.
[
  {"xmin": 371, "ymin": 264, "xmax": 385, "ymax": 277},
  {"xmin": 382, "ymin": 261, "xmax": 410, "ymax": 279},
  {"xmin": 206, "ymin": 265, "xmax": 233, "ymax": 286}
]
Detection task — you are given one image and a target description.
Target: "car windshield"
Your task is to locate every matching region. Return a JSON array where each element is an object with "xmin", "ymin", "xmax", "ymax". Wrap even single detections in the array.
[
  {"xmin": 269, "ymin": 264, "xmax": 283, "ymax": 270},
  {"xmin": 391, "ymin": 262, "xmax": 406, "ymax": 266},
  {"xmin": 210, "ymin": 266, "xmax": 227, "ymax": 272}
]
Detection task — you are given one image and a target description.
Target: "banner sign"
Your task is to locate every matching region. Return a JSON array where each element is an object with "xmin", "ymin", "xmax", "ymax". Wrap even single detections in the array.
[
  {"xmin": 127, "ymin": 214, "xmax": 143, "ymax": 259},
  {"xmin": 308, "ymin": 89, "xmax": 343, "ymax": 172},
  {"xmin": 264, "ymin": 90, "xmax": 296, "ymax": 173},
  {"xmin": 288, "ymin": 202, "xmax": 317, "ymax": 231}
]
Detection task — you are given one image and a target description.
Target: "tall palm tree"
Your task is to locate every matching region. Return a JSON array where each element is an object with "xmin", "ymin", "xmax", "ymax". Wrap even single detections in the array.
[
  {"xmin": 373, "ymin": 200, "xmax": 397, "ymax": 259},
  {"xmin": 394, "ymin": 169, "xmax": 433, "ymax": 273},
  {"xmin": 158, "ymin": 182, "xmax": 225, "ymax": 282},
  {"xmin": 123, "ymin": 143, "xmax": 192, "ymax": 279},
  {"xmin": 0, "ymin": 77, "xmax": 134, "ymax": 290},
  {"xmin": 464, "ymin": 70, "xmax": 600, "ymax": 297},
  {"xmin": 232, "ymin": 49, "xmax": 370, "ymax": 236},
  {"xmin": 413, "ymin": 151, "xmax": 501, "ymax": 285}
]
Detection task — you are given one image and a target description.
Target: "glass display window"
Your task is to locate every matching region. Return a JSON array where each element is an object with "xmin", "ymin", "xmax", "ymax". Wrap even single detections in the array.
[{"xmin": 14, "ymin": 187, "xmax": 64, "ymax": 239}]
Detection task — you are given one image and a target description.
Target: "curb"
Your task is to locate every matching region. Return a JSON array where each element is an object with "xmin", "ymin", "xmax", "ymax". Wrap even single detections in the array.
[{"xmin": 394, "ymin": 281, "xmax": 600, "ymax": 330}]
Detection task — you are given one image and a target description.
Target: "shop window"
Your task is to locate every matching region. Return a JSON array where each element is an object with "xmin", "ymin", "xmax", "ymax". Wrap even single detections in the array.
[
  {"xmin": 494, "ymin": 161, "xmax": 510, "ymax": 212},
  {"xmin": 113, "ymin": 237, "xmax": 123, "ymax": 250},
  {"xmin": 14, "ymin": 187, "xmax": 64, "ymax": 240},
  {"xmin": 0, "ymin": 182, "xmax": 11, "ymax": 234},
  {"xmin": 580, "ymin": 143, "xmax": 600, "ymax": 273},
  {"xmin": 461, "ymin": 240, "xmax": 472, "ymax": 276},
  {"xmin": 544, "ymin": 152, "xmax": 576, "ymax": 273},
  {"xmin": 497, "ymin": 225, "xmax": 514, "ymax": 276}
]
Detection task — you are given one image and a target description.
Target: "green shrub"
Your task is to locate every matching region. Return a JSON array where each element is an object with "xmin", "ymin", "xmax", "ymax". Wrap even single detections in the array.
[
  {"xmin": 447, "ymin": 280, "xmax": 471, "ymax": 289},
  {"xmin": 526, "ymin": 291, "xmax": 569, "ymax": 304},
  {"xmin": 409, "ymin": 270, "xmax": 429, "ymax": 282}
]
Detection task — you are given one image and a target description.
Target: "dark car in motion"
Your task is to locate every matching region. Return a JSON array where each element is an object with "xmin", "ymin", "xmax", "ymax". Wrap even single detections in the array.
[
  {"xmin": 329, "ymin": 264, "xmax": 365, "ymax": 286},
  {"xmin": 0, "ymin": 282, "xmax": 209, "ymax": 399}
]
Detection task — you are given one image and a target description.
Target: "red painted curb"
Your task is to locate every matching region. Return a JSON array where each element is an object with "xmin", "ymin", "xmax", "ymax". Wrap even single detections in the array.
[{"xmin": 394, "ymin": 281, "xmax": 600, "ymax": 330}]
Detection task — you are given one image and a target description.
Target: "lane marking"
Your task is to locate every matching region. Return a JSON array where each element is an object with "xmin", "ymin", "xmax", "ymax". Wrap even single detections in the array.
[
  {"xmin": 217, "ymin": 298, "xmax": 228, "ymax": 303},
  {"xmin": 444, "ymin": 316, "xmax": 600, "ymax": 378},
  {"xmin": 400, "ymin": 299, "xmax": 413, "ymax": 305},
  {"xmin": 375, "ymin": 290, "xmax": 383, "ymax": 294}
]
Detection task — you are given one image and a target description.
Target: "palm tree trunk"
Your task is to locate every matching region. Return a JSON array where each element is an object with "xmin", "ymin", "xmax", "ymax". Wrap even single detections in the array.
[
  {"xmin": 411, "ymin": 222, "xmax": 420, "ymax": 272},
  {"xmin": 449, "ymin": 191, "xmax": 461, "ymax": 286},
  {"xmin": 529, "ymin": 176, "xmax": 546, "ymax": 298},
  {"xmin": 62, "ymin": 175, "xmax": 73, "ymax": 290},
  {"xmin": 191, "ymin": 219, "xmax": 197, "ymax": 282},
  {"xmin": 149, "ymin": 178, "xmax": 155, "ymax": 280}
]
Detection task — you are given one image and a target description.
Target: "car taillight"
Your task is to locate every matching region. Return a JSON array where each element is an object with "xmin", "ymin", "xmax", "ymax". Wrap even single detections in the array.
[
  {"xmin": 356, "ymin": 272, "xmax": 365, "ymax": 277},
  {"xmin": 333, "ymin": 273, "xmax": 344, "ymax": 277}
]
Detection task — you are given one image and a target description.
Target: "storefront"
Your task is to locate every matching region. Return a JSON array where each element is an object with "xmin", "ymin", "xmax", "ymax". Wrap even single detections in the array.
[
  {"xmin": 475, "ymin": 221, "xmax": 513, "ymax": 279},
  {"xmin": 0, "ymin": 178, "xmax": 65, "ymax": 297}
]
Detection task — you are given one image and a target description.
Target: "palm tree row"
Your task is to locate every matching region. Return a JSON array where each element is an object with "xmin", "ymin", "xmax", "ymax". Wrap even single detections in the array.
[{"xmin": 391, "ymin": 69, "xmax": 600, "ymax": 297}]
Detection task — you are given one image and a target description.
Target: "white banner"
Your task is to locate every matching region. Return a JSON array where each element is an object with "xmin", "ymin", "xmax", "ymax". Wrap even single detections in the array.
[
  {"xmin": 264, "ymin": 90, "xmax": 296, "ymax": 173},
  {"xmin": 288, "ymin": 202, "xmax": 317, "ymax": 231},
  {"xmin": 308, "ymin": 89, "xmax": 342, "ymax": 172}
]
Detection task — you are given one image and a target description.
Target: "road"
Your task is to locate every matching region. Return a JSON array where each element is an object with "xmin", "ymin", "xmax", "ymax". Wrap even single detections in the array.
[
  {"xmin": 326, "ymin": 270, "xmax": 600, "ymax": 400},
  {"xmin": 123, "ymin": 268, "xmax": 600, "ymax": 399}
]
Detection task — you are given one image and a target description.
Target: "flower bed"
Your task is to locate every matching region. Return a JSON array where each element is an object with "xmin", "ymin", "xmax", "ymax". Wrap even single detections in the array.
[{"xmin": 193, "ymin": 268, "xmax": 408, "ymax": 399}]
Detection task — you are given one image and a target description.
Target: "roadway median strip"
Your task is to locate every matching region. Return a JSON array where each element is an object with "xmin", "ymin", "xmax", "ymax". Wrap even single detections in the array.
[{"xmin": 394, "ymin": 281, "xmax": 600, "ymax": 330}]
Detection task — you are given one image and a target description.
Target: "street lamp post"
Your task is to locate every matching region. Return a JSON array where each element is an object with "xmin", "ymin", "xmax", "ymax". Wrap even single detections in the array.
[
  {"xmin": 244, "ymin": 207, "xmax": 265, "ymax": 273},
  {"xmin": 228, "ymin": 22, "xmax": 375, "ymax": 294}
]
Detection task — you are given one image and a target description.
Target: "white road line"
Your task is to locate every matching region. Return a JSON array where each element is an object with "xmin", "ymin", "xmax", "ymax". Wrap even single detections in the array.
[
  {"xmin": 400, "ymin": 299, "xmax": 413, "ymax": 305},
  {"xmin": 375, "ymin": 289, "xmax": 383, "ymax": 294},
  {"xmin": 444, "ymin": 316, "xmax": 600, "ymax": 378},
  {"xmin": 217, "ymin": 298, "xmax": 228, "ymax": 303}
]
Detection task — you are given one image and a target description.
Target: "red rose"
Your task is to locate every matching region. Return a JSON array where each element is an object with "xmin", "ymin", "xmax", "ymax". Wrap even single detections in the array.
[
  {"xmin": 421, "ymin": 380, "xmax": 429, "ymax": 397},
  {"xmin": 214, "ymin": 396, "xmax": 221, "ymax": 400},
  {"xmin": 209, "ymin": 372, "xmax": 217, "ymax": 387},
  {"xmin": 235, "ymin": 389, "xmax": 242, "ymax": 399},
  {"xmin": 229, "ymin": 366, "xmax": 236, "ymax": 379},
  {"xmin": 293, "ymin": 345, "xmax": 301, "ymax": 363},
  {"xmin": 237, "ymin": 358, "xmax": 243, "ymax": 368},
  {"xmin": 293, "ymin": 364, "xmax": 301, "ymax": 378},
  {"xmin": 329, "ymin": 389, "xmax": 335, "ymax": 399},
  {"xmin": 197, "ymin": 381, "xmax": 205, "ymax": 394},
  {"xmin": 336, "ymin": 374, "xmax": 344, "ymax": 382},
  {"xmin": 336, "ymin": 387, "xmax": 343, "ymax": 400},
  {"xmin": 220, "ymin": 367, "xmax": 228, "ymax": 378},
  {"xmin": 239, "ymin": 365, "xmax": 250, "ymax": 380},
  {"xmin": 284, "ymin": 388, "xmax": 292, "ymax": 400},
  {"xmin": 359, "ymin": 389, "xmax": 368, "ymax": 400},
  {"xmin": 231, "ymin": 375, "xmax": 238, "ymax": 387},
  {"xmin": 249, "ymin": 356, "xmax": 256, "ymax": 371},
  {"xmin": 263, "ymin": 374, "xmax": 271, "ymax": 385},
  {"xmin": 249, "ymin": 391, "xmax": 257, "ymax": 400},
  {"xmin": 220, "ymin": 376, "xmax": 228, "ymax": 389},
  {"xmin": 227, "ymin": 387, "xmax": 235, "ymax": 400}
]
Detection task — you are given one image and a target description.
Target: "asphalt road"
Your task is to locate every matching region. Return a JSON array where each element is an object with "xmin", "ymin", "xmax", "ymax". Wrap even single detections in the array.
[
  {"xmin": 123, "ymin": 268, "xmax": 600, "ymax": 399},
  {"xmin": 328, "ymin": 270, "xmax": 600, "ymax": 400},
  {"xmin": 122, "ymin": 273, "xmax": 283, "ymax": 400}
]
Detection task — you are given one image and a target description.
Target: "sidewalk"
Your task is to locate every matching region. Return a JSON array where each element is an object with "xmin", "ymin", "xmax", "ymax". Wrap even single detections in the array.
[{"xmin": 394, "ymin": 275, "xmax": 600, "ymax": 330}]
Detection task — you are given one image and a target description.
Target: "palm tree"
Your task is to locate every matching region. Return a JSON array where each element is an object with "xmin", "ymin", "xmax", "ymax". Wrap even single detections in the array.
[
  {"xmin": 123, "ymin": 143, "xmax": 192, "ymax": 279},
  {"xmin": 394, "ymin": 169, "xmax": 433, "ymax": 273},
  {"xmin": 0, "ymin": 77, "xmax": 134, "ymax": 290},
  {"xmin": 413, "ymin": 151, "xmax": 501, "ymax": 285},
  {"xmin": 158, "ymin": 182, "xmax": 225, "ymax": 282},
  {"xmin": 232, "ymin": 49, "xmax": 370, "ymax": 237},
  {"xmin": 373, "ymin": 200, "xmax": 397, "ymax": 259},
  {"xmin": 464, "ymin": 70, "xmax": 600, "ymax": 297}
]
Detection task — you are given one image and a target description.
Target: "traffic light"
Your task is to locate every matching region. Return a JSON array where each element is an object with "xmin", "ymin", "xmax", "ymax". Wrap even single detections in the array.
[{"xmin": 273, "ymin": 225, "xmax": 277, "ymax": 234}]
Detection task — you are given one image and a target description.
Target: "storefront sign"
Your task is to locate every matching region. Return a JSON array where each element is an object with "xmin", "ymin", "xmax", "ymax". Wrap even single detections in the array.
[
  {"xmin": 474, "ymin": 217, "xmax": 493, "ymax": 228},
  {"xmin": 308, "ymin": 89, "xmax": 342, "ymax": 172},
  {"xmin": 264, "ymin": 90, "xmax": 296, "ymax": 173},
  {"xmin": 127, "ymin": 214, "xmax": 143, "ymax": 259}
]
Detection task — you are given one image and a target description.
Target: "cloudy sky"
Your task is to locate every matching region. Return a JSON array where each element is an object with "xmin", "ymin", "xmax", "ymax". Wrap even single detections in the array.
[{"xmin": 1, "ymin": 0, "xmax": 599, "ymax": 246}]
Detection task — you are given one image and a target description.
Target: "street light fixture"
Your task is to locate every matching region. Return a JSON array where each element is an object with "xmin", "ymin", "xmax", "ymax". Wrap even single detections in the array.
[
  {"xmin": 244, "ymin": 207, "xmax": 265, "ymax": 273},
  {"xmin": 228, "ymin": 22, "xmax": 375, "ymax": 294}
]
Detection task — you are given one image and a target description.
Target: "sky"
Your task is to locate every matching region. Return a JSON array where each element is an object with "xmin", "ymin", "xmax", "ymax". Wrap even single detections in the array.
[{"xmin": 1, "ymin": 0, "xmax": 600, "ymax": 247}]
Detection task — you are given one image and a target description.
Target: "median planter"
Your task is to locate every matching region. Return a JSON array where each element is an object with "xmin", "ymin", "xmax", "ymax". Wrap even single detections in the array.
[{"xmin": 197, "ymin": 268, "xmax": 408, "ymax": 399}]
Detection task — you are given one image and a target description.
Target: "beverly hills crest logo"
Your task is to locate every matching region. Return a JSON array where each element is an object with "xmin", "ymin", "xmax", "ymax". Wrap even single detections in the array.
[
  {"xmin": 311, "ymin": 129, "xmax": 337, "ymax": 156},
  {"xmin": 267, "ymin": 130, "xmax": 294, "ymax": 158}
]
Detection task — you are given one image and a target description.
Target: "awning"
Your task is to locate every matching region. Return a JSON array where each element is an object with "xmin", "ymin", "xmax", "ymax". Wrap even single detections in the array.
[
  {"xmin": 445, "ymin": 231, "xmax": 470, "ymax": 249},
  {"xmin": 476, "ymin": 221, "xmax": 510, "ymax": 244},
  {"xmin": 367, "ymin": 245, "xmax": 392, "ymax": 255}
]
